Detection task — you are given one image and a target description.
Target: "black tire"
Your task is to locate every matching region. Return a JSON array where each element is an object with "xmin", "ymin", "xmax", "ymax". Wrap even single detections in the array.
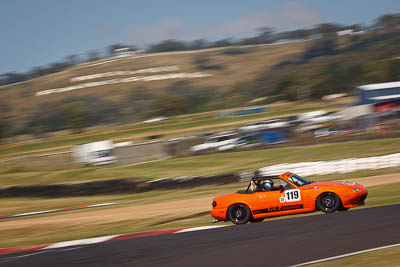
[
  {"xmin": 250, "ymin": 218, "xmax": 264, "ymax": 223},
  {"xmin": 227, "ymin": 203, "xmax": 251, "ymax": 225},
  {"xmin": 339, "ymin": 206, "xmax": 349, "ymax": 211},
  {"xmin": 317, "ymin": 192, "xmax": 340, "ymax": 213}
]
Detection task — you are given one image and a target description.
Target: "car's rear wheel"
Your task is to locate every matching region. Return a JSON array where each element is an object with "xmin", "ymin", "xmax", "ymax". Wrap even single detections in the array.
[
  {"xmin": 228, "ymin": 204, "xmax": 251, "ymax": 225},
  {"xmin": 317, "ymin": 192, "xmax": 340, "ymax": 213}
]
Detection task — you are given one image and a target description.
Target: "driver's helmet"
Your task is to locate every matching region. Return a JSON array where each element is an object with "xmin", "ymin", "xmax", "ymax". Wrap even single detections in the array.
[{"xmin": 263, "ymin": 179, "xmax": 274, "ymax": 190}]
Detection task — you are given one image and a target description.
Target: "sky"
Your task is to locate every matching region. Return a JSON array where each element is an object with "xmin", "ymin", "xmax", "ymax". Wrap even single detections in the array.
[{"xmin": 1, "ymin": 0, "xmax": 400, "ymax": 74}]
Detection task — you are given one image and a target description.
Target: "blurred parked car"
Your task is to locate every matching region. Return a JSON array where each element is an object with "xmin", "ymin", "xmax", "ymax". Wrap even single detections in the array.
[
  {"xmin": 190, "ymin": 132, "xmax": 241, "ymax": 152},
  {"xmin": 314, "ymin": 127, "xmax": 342, "ymax": 138},
  {"xmin": 238, "ymin": 119, "xmax": 289, "ymax": 132}
]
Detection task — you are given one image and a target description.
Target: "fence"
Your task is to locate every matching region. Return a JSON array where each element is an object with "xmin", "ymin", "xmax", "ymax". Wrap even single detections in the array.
[
  {"xmin": 1, "ymin": 141, "xmax": 168, "ymax": 171},
  {"xmin": 114, "ymin": 141, "xmax": 167, "ymax": 165}
]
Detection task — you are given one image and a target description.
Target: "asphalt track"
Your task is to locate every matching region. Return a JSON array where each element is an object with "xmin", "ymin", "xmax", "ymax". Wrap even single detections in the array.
[{"xmin": 1, "ymin": 204, "xmax": 399, "ymax": 267}]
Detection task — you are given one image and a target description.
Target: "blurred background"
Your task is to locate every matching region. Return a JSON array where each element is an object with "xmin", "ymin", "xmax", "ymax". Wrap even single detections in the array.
[{"xmin": 0, "ymin": 1, "xmax": 400, "ymax": 262}]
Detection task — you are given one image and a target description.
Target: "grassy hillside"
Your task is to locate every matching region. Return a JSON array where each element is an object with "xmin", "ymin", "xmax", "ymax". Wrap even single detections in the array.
[
  {"xmin": 1, "ymin": 27, "xmax": 399, "ymax": 147},
  {"xmin": 0, "ymin": 42, "xmax": 307, "ymax": 131}
]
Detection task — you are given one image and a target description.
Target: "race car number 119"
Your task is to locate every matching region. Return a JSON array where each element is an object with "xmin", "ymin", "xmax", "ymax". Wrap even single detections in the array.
[{"xmin": 284, "ymin": 189, "xmax": 301, "ymax": 202}]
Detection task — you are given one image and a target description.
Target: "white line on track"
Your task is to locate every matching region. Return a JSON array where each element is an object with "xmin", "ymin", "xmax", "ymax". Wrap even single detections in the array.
[
  {"xmin": 0, "ymin": 250, "xmax": 51, "ymax": 263},
  {"xmin": 174, "ymin": 225, "xmax": 228, "ymax": 233},
  {"xmin": 0, "ymin": 246, "xmax": 88, "ymax": 264},
  {"xmin": 6, "ymin": 209, "xmax": 58, "ymax": 218},
  {"xmin": 0, "ymin": 202, "xmax": 119, "ymax": 220},
  {"xmin": 291, "ymin": 243, "xmax": 400, "ymax": 266},
  {"xmin": 56, "ymin": 246, "xmax": 88, "ymax": 252},
  {"xmin": 44, "ymin": 235, "xmax": 118, "ymax": 249}
]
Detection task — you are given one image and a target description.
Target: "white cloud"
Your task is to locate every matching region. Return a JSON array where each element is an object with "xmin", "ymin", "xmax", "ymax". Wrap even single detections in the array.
[{"xmin": 125, "ymin": 1, "xmax": 322, "ymax": 46}]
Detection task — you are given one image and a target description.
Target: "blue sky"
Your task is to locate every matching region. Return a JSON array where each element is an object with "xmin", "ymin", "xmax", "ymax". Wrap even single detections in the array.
[{"xmin": 1, "ymin": 0, "xmax": 400, "ymax": 74}]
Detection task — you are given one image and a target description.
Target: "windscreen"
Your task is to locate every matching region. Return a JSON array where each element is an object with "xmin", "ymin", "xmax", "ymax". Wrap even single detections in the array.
[{"xmin": 288, "ymin": 174, "xmax": 312, "ymax": 186}]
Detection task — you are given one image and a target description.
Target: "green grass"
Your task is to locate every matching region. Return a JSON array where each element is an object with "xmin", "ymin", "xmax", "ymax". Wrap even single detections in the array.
[
  {"xmin": 0, "ymin": 212, "xmax": 219, "ymax": 248},
  {"xmin": 1, "ymin": 181, "xmax": 398, "ymax": 248},
  {"xmin": 1, "ymin": 169, "xmax": 399, "ymax": 217},
  {"xmin": 0, "ymin": 182, "xmax": 248, "ymax": 215},
  {"xmin": 310, "ymin": 245, "xmax": 400, "ymax": 267},
  {"xmin": 363, "ymin": 182, "xmax": 400, "ymax": 208},
  {"xmin": 359, "ymin": 182, "xmax": 400, "ymax": 207},
  {"xmin": 309, "ymin": 167, "xmax": 400, "ymax": 182},
  {"xmin": 0, "ymin": 99, "xmax": 347, "ymax": 159},
  {"xmin": 2, "ymin": 137, "xmax": 400, "ymax": 186}
]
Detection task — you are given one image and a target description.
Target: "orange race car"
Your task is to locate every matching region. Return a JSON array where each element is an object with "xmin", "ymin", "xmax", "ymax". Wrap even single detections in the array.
[{"xmin": 211, "ymin": 172, "xmax": 368, "ymax": 224}]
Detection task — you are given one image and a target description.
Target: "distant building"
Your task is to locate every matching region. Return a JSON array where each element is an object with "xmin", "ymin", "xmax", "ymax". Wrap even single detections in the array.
[
  {"xmin": 113, "ymin": 47, "xmax": 144, "ymax": 58},
  {"xmin": 339, "ymin": 81, "xmax": 400, "ymax": 121},
  {"xmin": 337, "ymin": 29, "xmax": 354, "ymax": 36},
  {"xmin": 336, "ymin": 29, "xmax": 366, "ymax": 36},
  {"xmin": 355, "ymin": 81, "xmax": 400, "ymax": 105}
]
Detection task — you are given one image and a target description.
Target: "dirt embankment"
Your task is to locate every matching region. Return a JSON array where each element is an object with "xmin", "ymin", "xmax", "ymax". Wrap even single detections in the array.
[
  {"xmin": 0, "ymin": 173, "xmax": 240, "ymax": 198},
  {"xmin": 0, "ymin": 173, "xmax": 398, "ymax": 232},
  {"xmin": 340, "ymin": 173, "xmax": 400, "ymax": 187}
]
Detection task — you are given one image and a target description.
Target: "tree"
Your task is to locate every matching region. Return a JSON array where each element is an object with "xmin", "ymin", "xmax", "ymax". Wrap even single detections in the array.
[
  {"xmin": 239, "ymin": 37, "xmax": 261, "ymax": 45},
  {"xmin": 64, "ymin": 54, "xmax": 80, "ymax": 66},
  {"xmin": 48, "ymin": 61, "xmax": 71, "ymax": 73},
  {"xmin": 0, "ymin": 120, "xmax": 8, "ymax": 143},
  {"xmin": 224, "ymin": 82, "xmax": 257, "ymax": 106},
  {"xmin": 0, "ymin": 101, "xmax": 11, "ymax": 143},
  {"xmin": 275, "ymin": 76, "xmax": 300, "ymax": 101},
  {"xmin": 387, "ymin": 59, "xmax": 400, "ymax": 81},
  {"xmin": 193, "ymin": 55, "xmax": 224, "ymax": 70},
  {"xmin": 123, "ymin": 87, "xmax": 153, "ymax": 120},
  {"xmin": 308, "ymin": 62, "xmax": 364, "ymax": 99},
  {"xmin": 256, "ymin": 26, "xmax": 276, "ymax": 43},
  {"xmin": 147, "ymin": 40, "xmax": 186, "ymax": 53},
  {"xmin": 165, "ymin": 81, "xmax": 216, "ymax": 113},
  {"xmin": 375, "ymin": 14, "xmax": 400, "ymax": 29},
  {"xmin": 344, "ymin": 24, "xmax": 364, "ymax": 32},
  {"xmin": 362, "ymin": 62, "xmax": 389, "ymax": 84},
  {"xmin": 0, "ymin": 72, "xmax": 27, "ymax": 85},
  {"xmin": 211, "ymin": 38, "xmax": 233, "ymax": 47},
  {"xmin": 281, "ymin": 29, "xmax": 313, "ymax": 40},
  {"xmin": 147, "ymin": 94, "xmax": 188, "ymax": 116},
  {"xmin": 313, "ymin": 23, "xmax": 342, "ymax": 37},
  {"xmin": 187, "ymin": 39, "xmax": 209, "ymax": 50},
  {"xmin": 30, "ymin": 125, "xmax": 47, "ymax": 139},
  {"xmin": 29, "ymin": 66, "xmax": 50, "ymax": 78},
  {"xmin": 86, "ymin": 49, "xmax": 100, "ymax": 62},
  {"xmin": 301, "ymin": 34, "xmax": 337, "ymax": 62},
  {"xmin": 60, "ymin": 102, "xmax": 87, "ymax": 134}
]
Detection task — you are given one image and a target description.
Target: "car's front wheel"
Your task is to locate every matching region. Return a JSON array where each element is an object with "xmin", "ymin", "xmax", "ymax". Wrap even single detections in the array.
[
  {"xmin": 228, "ymin": 203, "xmax": 251, "ymax": 225},
  {"xmin": 317, "ymin": 192, "xmax": 340, "ymax": 213}
]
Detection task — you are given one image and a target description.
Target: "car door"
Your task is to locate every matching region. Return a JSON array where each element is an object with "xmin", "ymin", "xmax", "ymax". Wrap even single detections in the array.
[
  {"xmin": 258, "ymin": 178, "xmax": 305, "ymax": 216},
  {"xmin": 251, "ymin": 190, "xmax": 282, "ymax": 215},
  {"xmin": 280, "ymin": 187, "xmax": 304, "ymax": 212}
]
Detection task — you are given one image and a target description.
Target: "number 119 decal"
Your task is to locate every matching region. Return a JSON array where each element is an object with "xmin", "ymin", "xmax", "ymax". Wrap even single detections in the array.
[{"xmin": 284, "ymin": 189, "xmax": 301, "ymax": 202}]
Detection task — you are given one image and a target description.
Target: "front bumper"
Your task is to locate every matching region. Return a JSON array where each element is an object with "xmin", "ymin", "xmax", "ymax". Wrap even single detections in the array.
[
  {"xmin": 358, "ymin": 193, "xmax": 368, "ymax": 206},
  {"xmin": 342, "ymin": 184, "xmax": 368, "ymax": 208}
]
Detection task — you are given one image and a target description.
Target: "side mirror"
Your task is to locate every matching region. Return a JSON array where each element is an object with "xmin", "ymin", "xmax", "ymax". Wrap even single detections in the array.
[{"xmin": 279, "ymin": 185, "xmax": 284, "ymax": 192}]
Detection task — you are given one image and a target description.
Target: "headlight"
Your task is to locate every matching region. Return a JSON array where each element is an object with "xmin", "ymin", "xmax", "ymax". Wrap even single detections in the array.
[
  {"xmin": 212, "ymin": 201, "xmax": 217, "ymax": 207},
  {"xmin": 353, "ymin": 189, "xmax": 360, "ymax": 192}
]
